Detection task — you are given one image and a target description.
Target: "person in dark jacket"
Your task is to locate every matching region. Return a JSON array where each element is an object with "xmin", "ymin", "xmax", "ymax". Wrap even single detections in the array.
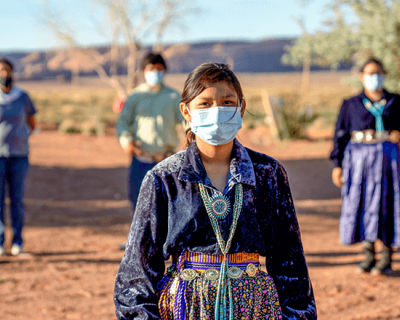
[
  {"xmin": 0, "ymin": 58, "xmax": 36, "ymax": 256},
  {"xmin": 114, "ymin": 63, "xmax": 317, "ymax": 319},
  {"xmin": 330, "ymin": 58, "xmax": 400, "ymax": 275}
]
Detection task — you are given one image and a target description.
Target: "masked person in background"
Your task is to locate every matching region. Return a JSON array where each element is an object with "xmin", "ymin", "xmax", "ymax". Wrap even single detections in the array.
[
  {"xmin": 331, "ymin": 58, "xmax": 400, "ymax": 275},
  {"xmin": 114, "ymin": 63, "xmax": 317, "ymax": 320},
  {"xmin": 116, "ymin": 53, "xmax": 183, "ymax": 215},
  {"xmin": 0, "ymin": 58, "xmax": 36, "ymax": 256}
]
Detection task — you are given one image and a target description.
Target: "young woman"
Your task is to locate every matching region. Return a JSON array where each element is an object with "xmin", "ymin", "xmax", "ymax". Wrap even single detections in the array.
[
  {"xmin": 114, "ymin": 63, "xmax": 317, "ymax": 319},
  {"xmin": 0, "ymin": 58, "xmax": 36, "ymax": 256},
  {"xmin": 331, "ymin": 58, "xmax": 400, "ymax": 275}
]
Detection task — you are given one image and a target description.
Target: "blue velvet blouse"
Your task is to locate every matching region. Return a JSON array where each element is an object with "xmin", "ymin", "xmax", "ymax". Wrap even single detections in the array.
[
  {"xmin": 330, "ymin": 90, "xmax": 400, "ymax": 168},
  {"xmin": 114, "ymin": 139, "xmax": 317, "ymax": 320}
]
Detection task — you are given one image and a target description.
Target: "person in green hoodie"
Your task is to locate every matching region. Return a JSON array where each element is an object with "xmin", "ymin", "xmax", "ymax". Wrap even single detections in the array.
[{"xmin": 116, "ymin": 53, "xmax": 183, "ymax": 212}]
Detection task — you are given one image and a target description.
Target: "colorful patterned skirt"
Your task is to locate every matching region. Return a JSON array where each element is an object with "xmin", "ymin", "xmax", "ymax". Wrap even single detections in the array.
[
  {"xmin": 341, "ymin": 141, "xmax": 400, "ymax": 247},
  {"xmin": 157, "ymin": 251, "xmax": 282, "ymax": 320}
]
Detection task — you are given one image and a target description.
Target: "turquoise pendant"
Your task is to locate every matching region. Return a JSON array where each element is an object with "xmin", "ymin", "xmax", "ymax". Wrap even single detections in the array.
[{"xmin": 207, "ymin": 194, "xmax": 231, "ymax": 220}]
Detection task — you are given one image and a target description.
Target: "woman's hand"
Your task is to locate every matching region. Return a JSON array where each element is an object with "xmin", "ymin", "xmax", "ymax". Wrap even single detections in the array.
[
  {"xmin": 332, "ymin": 167, "xmax": 344, "ymax": 188},
  {"xmin": 123, "ymin": 140, "xmax": 142, "ymax": 156}
]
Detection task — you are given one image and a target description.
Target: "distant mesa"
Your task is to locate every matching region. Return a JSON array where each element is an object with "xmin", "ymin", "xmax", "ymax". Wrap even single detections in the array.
[{"xmin": 1, "ymin": 39, "xmax": 350, "ymax": 82}]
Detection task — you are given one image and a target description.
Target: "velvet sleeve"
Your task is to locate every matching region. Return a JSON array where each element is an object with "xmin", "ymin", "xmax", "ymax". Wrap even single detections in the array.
[
  {"xmin": 330, "ymin": 99, "xmax": 351, "ymax": 168},
  {"xmin": 114, "ymin": 172, "xmax": 168, "ymax": 320},
  {"xmin": 266, "ymin": 164, "xmax": 317, "ymax": 319}
]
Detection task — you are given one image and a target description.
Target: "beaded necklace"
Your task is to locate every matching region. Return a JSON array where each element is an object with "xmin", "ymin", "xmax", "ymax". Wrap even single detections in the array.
[{"xmin": 198, "ymin": 182, "xmax": 243, "ymax": 320}]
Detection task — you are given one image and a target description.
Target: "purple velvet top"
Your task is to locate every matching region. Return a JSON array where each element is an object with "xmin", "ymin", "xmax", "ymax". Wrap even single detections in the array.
[
  {"xmin": 330, "ymin": 89, "xmax": 400, "ymax": 168},
  {"xmin": 114, "ymin": 139, "xmax": 317, "ymax": 320}
]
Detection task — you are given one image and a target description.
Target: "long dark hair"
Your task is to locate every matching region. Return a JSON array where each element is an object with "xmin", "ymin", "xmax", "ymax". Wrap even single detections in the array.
[{"xmin": 181, "ymin": 63, "xmax": 244, "ymax": 146}]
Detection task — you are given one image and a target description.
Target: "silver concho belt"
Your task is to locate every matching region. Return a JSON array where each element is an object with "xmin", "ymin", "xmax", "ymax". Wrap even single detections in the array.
[
  {"xmin": 351, "ymin": 130, "xmax": 400, "ymax": 144},
  {"xmin": 180, "ymin": 263, "xmax": 260, "ymax": 281}
]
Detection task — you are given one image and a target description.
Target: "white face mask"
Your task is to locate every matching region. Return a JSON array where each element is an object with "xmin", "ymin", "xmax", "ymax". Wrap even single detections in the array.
[
  {"xmin": 364, "ymin": 74, "xmax": 385, "ymax": 92},
  {"xmin": 144, "ymin": 70, "xmax": 164, "ymax": 86},
  {"xmin": 187, "ymin": 106, "xmax": 242, "ymax": 146}
]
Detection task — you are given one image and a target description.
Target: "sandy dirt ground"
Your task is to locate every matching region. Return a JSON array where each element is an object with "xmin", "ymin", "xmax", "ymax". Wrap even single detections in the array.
[{"xmin": 0, "ymin": 129, "xmax": 399, "ymax": 320}]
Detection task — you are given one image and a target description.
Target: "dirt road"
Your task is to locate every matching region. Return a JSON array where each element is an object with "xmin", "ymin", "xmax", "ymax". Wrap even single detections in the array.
[{"xmin": 0, "ymin": 130, "xmax": 399, "ymax": 320}]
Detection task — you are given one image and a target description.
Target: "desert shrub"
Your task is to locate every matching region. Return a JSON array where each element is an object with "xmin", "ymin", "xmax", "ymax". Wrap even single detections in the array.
[
  {"xmin": 26, "ymin": 72, "xmax": 353, "ymax": 137},
  {"xmin": 80, "ymin": 119, "xmax": 105, "ymax": 136},
  {"xmin": 242, "ymin": 91, "xmax": 319, "ymax": 140},
  {"xmin": 276, "ymin": 93, "xmax": 319, "ymax": 139},
  {"xmin": 58, "ymin": 118, "xmax": 80, "ymax": 134},
  {"xmin": 242, "ymin": 95, "xmax": 265, "ymax": 130}
]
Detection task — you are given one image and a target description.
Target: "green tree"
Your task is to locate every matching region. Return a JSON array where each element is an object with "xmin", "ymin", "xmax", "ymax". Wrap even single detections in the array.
[{"xmin": 283, "ymin": 0, "xmax": 400, "ymax": 93}]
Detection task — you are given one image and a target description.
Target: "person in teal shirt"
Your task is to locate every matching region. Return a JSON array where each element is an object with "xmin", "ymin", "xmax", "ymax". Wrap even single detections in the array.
[{"xmin": 116, "ymin": 53, "xmax": 183, "ymax": 212}]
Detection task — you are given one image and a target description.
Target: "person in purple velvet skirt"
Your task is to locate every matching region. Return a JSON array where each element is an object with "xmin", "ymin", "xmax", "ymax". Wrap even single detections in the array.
[{"xmin": 331, "ymin": 58, "xmax": 400, "ymax": 275}]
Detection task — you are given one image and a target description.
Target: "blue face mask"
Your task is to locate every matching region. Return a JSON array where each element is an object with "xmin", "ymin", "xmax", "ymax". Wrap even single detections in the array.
[
  {"xmin": 188, "ymin": 106, "xmax": 242, "ymax": 146},
  {"xmin": 145, "ymin": 70, "xmax": 164, "ymax": 86},
  {"xmin": 364, "ymin": 74, "xmax": 385, "ymax": 92}
]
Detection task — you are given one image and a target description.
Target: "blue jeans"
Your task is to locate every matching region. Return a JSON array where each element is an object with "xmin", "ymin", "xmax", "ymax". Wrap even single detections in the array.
[
  {"xmin": 0, "ymin": 157, "xmax": 29, "ymax": 246},
  {"xmin": 128, "ymin": 157, "xmax": 157, "ymax": 211}
]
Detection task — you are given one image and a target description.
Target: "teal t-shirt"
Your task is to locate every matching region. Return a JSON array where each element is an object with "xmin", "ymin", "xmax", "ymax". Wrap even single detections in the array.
[{"xmin": 116, "ymin": 83, "xmax": 183, "ymax": 154}]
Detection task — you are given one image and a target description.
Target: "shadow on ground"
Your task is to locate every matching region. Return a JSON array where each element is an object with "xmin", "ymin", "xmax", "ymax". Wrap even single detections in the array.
[
  {"xmin": 22, "ymin": 165, "xmax": 132, "ymax": 227},
  {"xmin": 281, "ymin": 158, "xmax": 340, "ymax": 201},
  {"xmin": 3, "ymin": 158, "xmax": 339, "ymax": 228}
]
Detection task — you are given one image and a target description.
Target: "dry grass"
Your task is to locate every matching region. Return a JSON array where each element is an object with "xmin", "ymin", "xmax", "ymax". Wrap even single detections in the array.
[
  {"xmin": 236, "ymin": 71, "xmax": 356, "ymax": 133},
  {"xmin": 28, "ymin": 88, "xmax": 116, "ymax": 135},
  {"xmin": 20, "ymin": 71, "xmax": 356, "ymax": 137}
]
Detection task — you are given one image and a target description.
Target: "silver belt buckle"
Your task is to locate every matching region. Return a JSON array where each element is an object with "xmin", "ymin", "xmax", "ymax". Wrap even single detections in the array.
[
  {"xmin": 354, "ymin": 131, "xmax": 364, "ymax": 143},
  {"xmin": 364, "ymin": 130, "xmax": 374, "ymax": 142},
  {"xmin": 180, "ymin": 269, "xmax": 198, "ymax": 281},
  {"xmin": 204, "ymin": 268, "xmax": 219, "ymax": 281},
  {"xmin": 246, "ymin": 263, "xmax": 258, "ymax": 277},
  {"xmin": 227, "ymin": 266, "xmax": 243, "ymax": 279}
]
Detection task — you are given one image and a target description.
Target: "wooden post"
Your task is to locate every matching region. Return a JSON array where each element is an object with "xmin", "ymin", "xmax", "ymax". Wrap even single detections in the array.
[
  {"xmin": 261, "ymin": 90, "xmax": 280, "ymax": 140},
  {"xmin": 301, "ymin": 55, "xmax": 310, "ymax": 97}
]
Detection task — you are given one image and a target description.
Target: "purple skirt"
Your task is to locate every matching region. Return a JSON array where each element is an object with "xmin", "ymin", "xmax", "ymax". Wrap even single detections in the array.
[
  {"xmin": 158, "ymin": 251, "xmax": 282, "ymax": 320},
  {"xmin": 341, "ymin": 141, "xmax": 400, "ymax": 247}
]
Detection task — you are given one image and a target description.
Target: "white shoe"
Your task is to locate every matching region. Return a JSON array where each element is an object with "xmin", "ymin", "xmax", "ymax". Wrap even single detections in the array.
[
  {"xmin": 11, "ymin": 244, "xmax": 23, "ymax": 256},
  {"xmin": 0, "ymin": 246, "xmax": 5, "ymax": 256}
]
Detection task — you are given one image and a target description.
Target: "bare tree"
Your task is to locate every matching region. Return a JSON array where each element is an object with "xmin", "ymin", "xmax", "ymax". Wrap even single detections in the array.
[
  {"xmin": 296, "ymin": 17, "xmax": 311, "ymax": 99},
  {"xmin": 42, "ymin": 0, "xmax": 197, "ymax": 96},
  {"xmin": 42, "ymin": 0, "xmax": 127, "ymax": 94},
  {"xmin": 151, "ymin": 0, "xmax": 198, "ymax": 53}
]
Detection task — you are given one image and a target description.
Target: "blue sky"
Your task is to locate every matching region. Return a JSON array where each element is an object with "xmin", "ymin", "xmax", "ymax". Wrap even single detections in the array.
[{"xmin": 1, "ymin": 0, "xmax": 332, "ymax": 52}]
